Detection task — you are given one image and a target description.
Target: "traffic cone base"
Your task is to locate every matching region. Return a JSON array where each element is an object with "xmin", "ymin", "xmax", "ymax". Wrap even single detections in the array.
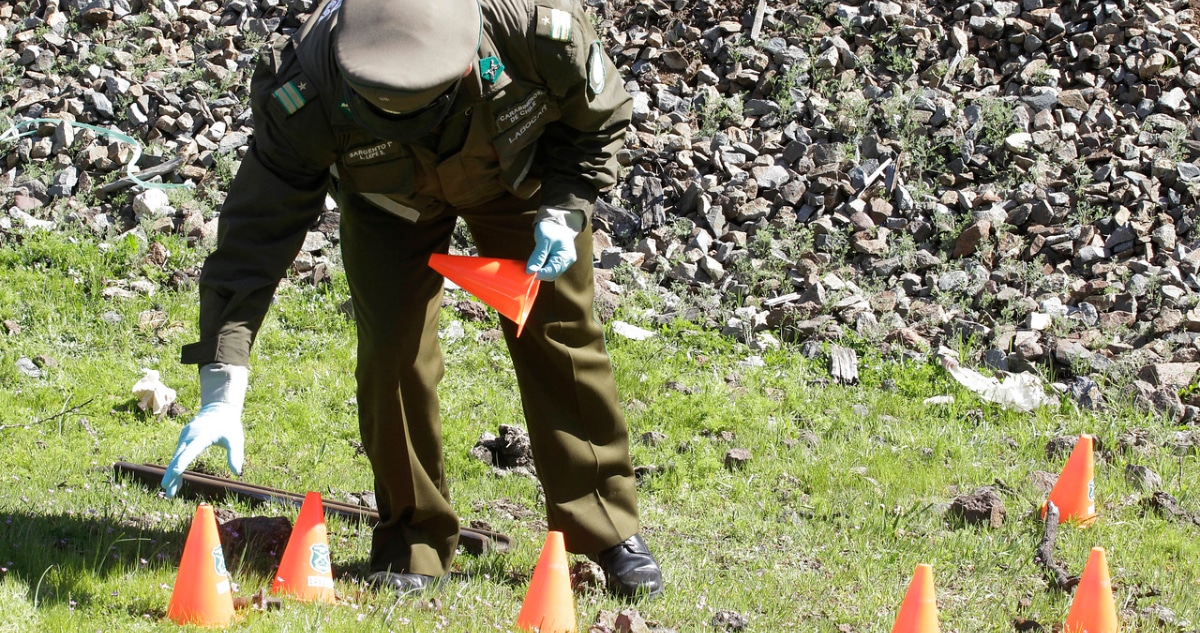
[
  {"xmin": 167, "ymin": 503, "xmax": 236, "ymax": 627},
  {"xmin": 428, "ymin": 254, "xmax": 540, "ymax": 337},
  {"xmin": 1065, "ymin": 547, "xmax": 1118, "ymax": 633},
  {"xmin": 271, "ymin": 491, "xmax": 337, "ymax": 603},
  {"xmin": 891, "ymin": 563, "xmax": 939, "ymax": 633},
  {"xmin": 515, "ymin": 531, "xmax": 576, "ymax": 633},
  {"xmin": 1042, "ymin": 434, "xmax": 1096, "ymax": 525}
]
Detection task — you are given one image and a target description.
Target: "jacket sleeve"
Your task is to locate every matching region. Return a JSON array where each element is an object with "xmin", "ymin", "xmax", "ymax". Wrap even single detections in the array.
[
  {"xmin": 528, "ymin": 0, "xmax": 631, "ymax": 224},
  {"xmin": 180, "ymin": 46, "xmax": 337, "ymax": 366}
]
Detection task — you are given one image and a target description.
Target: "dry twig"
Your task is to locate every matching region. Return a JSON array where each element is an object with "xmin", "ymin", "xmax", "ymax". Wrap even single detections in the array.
[
  {"xmin": 1035, "ymin": 501, "xmax": 1079, "ymax": 592},
  {"xmin": 0, "ymin": 396, "xmax": 95, "ymax": 432}
]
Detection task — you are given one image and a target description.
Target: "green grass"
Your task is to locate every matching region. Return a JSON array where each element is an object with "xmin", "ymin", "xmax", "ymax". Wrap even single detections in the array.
[{"xmin": 1, "ymin": 228, "xmax": 1197, "ymax": 631}]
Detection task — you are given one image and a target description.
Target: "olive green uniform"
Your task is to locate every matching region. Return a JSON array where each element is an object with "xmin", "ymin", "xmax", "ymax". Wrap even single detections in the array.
[{"xmin": 181, "ymin": 0, "xmax": 640, "ymax": 576}]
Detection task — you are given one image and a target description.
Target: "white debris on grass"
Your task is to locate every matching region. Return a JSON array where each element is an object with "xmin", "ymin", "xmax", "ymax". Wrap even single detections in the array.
[
  {"xmin": 737, "ymin": 355, "xmax": 766, "ymax": 368},
  {"xmin": 439, "ymin": 320, "xmax": 465, "ymax": 343},
  {"xmin": 132, "ymin": 368, "xmax": 177, "ymax": 416},
  {"xmin": 8, "ymin": 209, "xmax": 54, "ymax": 231},
  {"xmin": 15, "ymin": 356, "xmax": 41, "ymax": 378},
  {"xmin": 924, "ymin": 395, "xmax": 955, "ymax": 405},
  {"xmin": 748, "ymin": 331, "xmax": 780, "ymax": 352},
  {"xmin": 940, "ymin": 355, "xmax": 1058, "ymax": 412},
  {"xmin": 611, "ymin": 321, "xmax": 655, "ymax": 340}
]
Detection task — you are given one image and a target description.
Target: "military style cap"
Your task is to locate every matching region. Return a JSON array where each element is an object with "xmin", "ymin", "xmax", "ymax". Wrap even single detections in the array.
[{"xmin": 334, "ymin": 0, "xmax": 482, "ymax": 141}]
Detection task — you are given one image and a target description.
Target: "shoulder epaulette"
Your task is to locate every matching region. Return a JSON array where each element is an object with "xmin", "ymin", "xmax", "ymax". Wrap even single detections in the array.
[
  {"xmin": 272, "ymin": 76, "xmax": 318, "ymax": 116},
  {"xmin": 534, "ymin": 5, "xmax": 573, "ymax": 42}
]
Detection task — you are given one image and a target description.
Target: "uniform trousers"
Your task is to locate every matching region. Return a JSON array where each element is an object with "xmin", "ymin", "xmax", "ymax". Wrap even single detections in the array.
[{"xmin": 337, "ymin": 190, "xmax": 641, "ymax": 577}]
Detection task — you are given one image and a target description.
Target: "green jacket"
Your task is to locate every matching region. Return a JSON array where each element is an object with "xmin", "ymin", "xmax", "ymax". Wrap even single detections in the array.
[{"xmin": 181, "ymin": 0, "xmax": 632, "ymax": 367}]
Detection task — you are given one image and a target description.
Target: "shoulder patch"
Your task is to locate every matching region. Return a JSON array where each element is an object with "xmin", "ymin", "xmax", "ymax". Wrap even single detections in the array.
[
  {"xmin": 535, "ymin": 6, "xmax": 573, "ymax": 42},
  {"xmin": 272, "ymin": 78, "xmax": 317, "ymax": 116},
  {"xmin": 586, "ymin": 40, "xmax": 606, "ymax": 95}
]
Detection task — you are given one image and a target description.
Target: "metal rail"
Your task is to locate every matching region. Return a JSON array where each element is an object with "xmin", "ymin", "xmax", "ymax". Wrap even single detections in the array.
[{"xmin": 113, "ymin": 462, "xmax": 511, "ymax": 556}]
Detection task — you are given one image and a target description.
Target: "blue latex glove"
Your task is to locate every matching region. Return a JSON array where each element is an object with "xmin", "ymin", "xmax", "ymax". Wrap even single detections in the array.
[
  {"xmin": 526, "ymin": 215, "xmax": 580, "ymax": 281},
  {"xmin": 161, "ymin": 363, "xmax": 248, "ymax": 498}
]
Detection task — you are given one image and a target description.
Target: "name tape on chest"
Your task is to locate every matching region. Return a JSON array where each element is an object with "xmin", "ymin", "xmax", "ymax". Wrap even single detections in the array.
[
  {"xmin": 344, "ymin": 141, "xmax": 401, "ymax": 166},
  {"xmin": 535, "ymin": 7, "xmax": 572, "ymax": 42}
]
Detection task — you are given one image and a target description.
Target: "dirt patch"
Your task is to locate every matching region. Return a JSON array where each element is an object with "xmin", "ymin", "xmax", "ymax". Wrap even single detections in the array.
[{"xmin": 947, "ymin": 487, "xmax": 1006, "ymax": 528}]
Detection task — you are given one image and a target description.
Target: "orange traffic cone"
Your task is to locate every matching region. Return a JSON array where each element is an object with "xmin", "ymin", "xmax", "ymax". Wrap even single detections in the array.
[
  {"xmin": 1042, "ymin": 434, "xmax": 1097, "ymax": 525},
  {"xmin": 428, "ymin": 253, "xmax": 540, "ymax": 337},
  {"xmin": 167, "ymin": 503, "xmax": 235, "ymax": 627},
  {"xmin": 891, "ymin": 563, "xmax": 939, "ymax": 633},
  {"xmin": 515, "ymin": 531, "xmax": 575, "ymax": 633},
  {"xmin": 1064, "ymin": 547, "xmax": 1118, "ymax": 633},
  {"xmin": 270, "ymin": 491, "xmax": 336, "ymax": 603}
]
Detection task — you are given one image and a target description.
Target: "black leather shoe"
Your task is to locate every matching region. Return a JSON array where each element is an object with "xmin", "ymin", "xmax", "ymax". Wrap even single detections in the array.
[
  {"xmin": 366, "ymin": 571, "xmax": 437, "ymax": 596},
  {"xmin": 594, "ymin": 534, "xmax": 664, "ymax": 599}
]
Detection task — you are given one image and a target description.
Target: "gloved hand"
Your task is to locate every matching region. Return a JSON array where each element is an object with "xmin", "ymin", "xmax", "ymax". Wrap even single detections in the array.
[
  {"xmin": 526, "ymin": 207, "xmax": 583, "ymax": 281},
  {"xmin": 161, "ymin": 363, "xmax": 249, "ymax": 498}
]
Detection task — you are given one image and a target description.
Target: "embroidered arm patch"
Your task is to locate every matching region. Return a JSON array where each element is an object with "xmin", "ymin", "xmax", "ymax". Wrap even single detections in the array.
[{"xmin": 586, "ymin": 40, "xmax": 606, "ymax": 95}]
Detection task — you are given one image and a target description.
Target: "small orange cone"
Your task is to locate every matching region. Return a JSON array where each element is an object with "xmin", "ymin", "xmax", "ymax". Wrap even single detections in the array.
[
  {"xmin": 270, "ymin": 491, "xmax": 336, "ymax": 603},
  {"xmin": 891, "ymin": 563, "xmax": 939, "ymax": 633},
  {"xmin": 1064, "ymin": 547, "xmax": 1118, "ymax": 633},
  {"xmin": 167, "ymin": 503, "xmax": 235, "ymax": 627},
  {"xmin": 515, "ymin": 531, "xmax": 575, "ymax": 633},
  {"xmin": 428, "ymin": 253, "xmax": 540, "ymax": 337},
  {"xmin": 1042, "ymin": 434, "xmax": 1097, "ymax": 525}
]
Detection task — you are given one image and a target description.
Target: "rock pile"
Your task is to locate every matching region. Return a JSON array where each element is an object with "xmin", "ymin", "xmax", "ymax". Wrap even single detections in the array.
[{"xmin": 3, "ymin": 0, "xmax": 1200, "ymax": 414}]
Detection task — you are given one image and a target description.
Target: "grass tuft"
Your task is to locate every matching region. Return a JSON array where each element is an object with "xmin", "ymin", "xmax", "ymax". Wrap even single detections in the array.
[{"xmin": 0, "ymin": 229, "xmax": 1196, "ymax": 631}]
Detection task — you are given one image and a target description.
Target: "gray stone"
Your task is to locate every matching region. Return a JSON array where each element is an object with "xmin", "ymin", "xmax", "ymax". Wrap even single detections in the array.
[
  {"xmin": 751, "ymin": 164, "xmax": 790, "ymax": 190},
  {"xmin": 1159, "ymin": 88, "xmax": 1188, "ymax": 113},
  {"xmin": 1125, "ymin": 464, "xmax": 1163, "ymax": 492},
  {"xmin": 89, "ymin": 91, "xmax": 115, "ymax": 118},
  {"xmin": 937, "ymin": 270, "xmax": 970, "ymax": 294},
  {"xmin": 132, "ymin": 189, "xmax": 171, "ymax": 219},
  {"xmin": 1076, "ymin": 245, "xmax": 1108, "ymax": 264},
  {"xmin": 1178, "ymin": 162, "xmax": 1200, "ymax": 182},
  {"xmin": 1138, "ymin": 363, "xmax": 1200, "ymax": 388},
  {"xmin": 48, "ymin": 165, "xmax": 78, "ymax": 198}
]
